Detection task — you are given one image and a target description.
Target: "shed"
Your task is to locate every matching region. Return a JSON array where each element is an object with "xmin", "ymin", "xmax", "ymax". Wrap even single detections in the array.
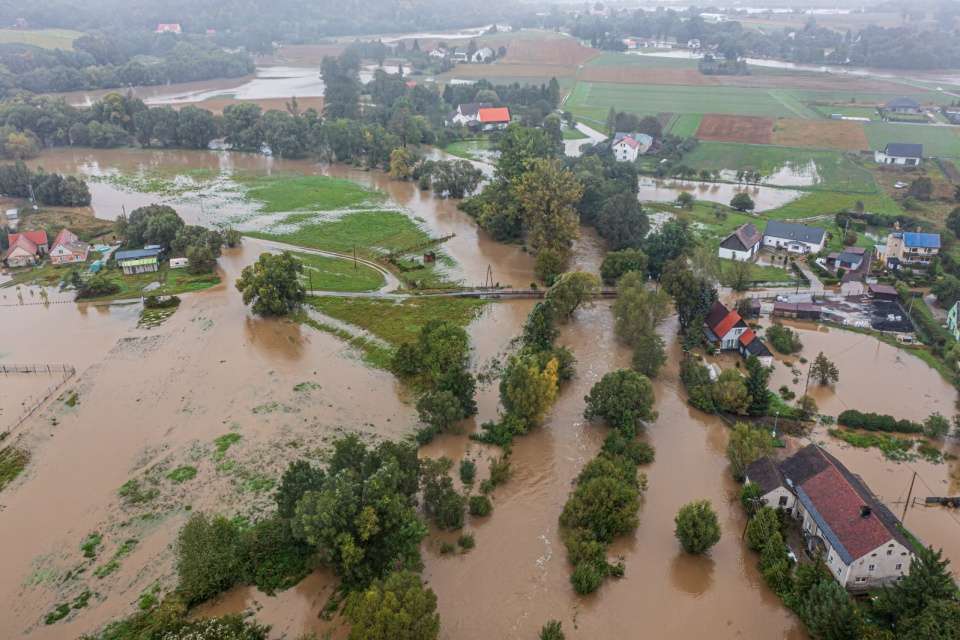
[
  {"xmin": 773, "ymin": 302, "xmax": 822, "ymax": 320},
  {"xmin": 868, "ymin": 283, "xmax": 899, "ymax": 301},
  {"xmin": 120, "ymin": 256, "xmax": 159, "ymax": 275},
  {"xmin": 169, "ymin": 257, "xmax": 189, "ymax": 269}
]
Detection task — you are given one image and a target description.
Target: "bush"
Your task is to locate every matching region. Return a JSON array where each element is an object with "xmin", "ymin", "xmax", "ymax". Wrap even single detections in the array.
[
  {"xmin": 539, "ymin": 620, "xmax": 565, "ymax": 640},
  {"xmin": 674, "ymin": 500, "xmax": 721, "ymax": 554},
  {"xmin": 601, "ymin": 431, "xmax": 655, "ymax": 465},
  {"xmin": 570, "ymin": 561, "xmax": 606, "ymax": 595},
  {"xmin": 745, "ymin": 507, "xmax": 781, "ymax": 552},
  {"xmin": 459, "ymin": 459, "xmax": 476, "ymax": 485},
  {"xmin": 468, "ymin": 495, "xmax": 493, "ymax": 517},
  {"xmin": 837, "ymin": 409, "xmax": 922, "ymax": 434},
  {"xmin": 421, "ymin": 458, "xmax": 466, "ymax": 530},
  {"xmin": 488, "ymin": 456, "xmax": 511, "ymax": 487},
  {"xmin": 238, "ymin": 516, "xmax": 313, "ymax": 595},
  {"xmin": 176, "ymin": 513, "xmax": 243, "ymax": 605},
  {"xmin": 457, "ymin": 533, "xmax": 475, "ymax": 550},
  {"xmin": 766, "ymin": 324, "xmax": 803, "ymax": 354}
]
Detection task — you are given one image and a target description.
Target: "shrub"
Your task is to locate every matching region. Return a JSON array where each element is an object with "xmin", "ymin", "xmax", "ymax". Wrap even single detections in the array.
[
  {"xmin": 459, "ymin": 459, "xmax": 476, "ymax": 485},
  {"xmin": 457, "ymin": 533, "xmax": 475, "ymax": 550},
  {"xmin": 739, "ymin": 482, "xmax": 764, "ymax": 515},
  {"xmin": 674, "ymin": 500, "xmax": 721, "ymax": 554},
  {"xmin": 488, "ymin": 456, "xmax": 511, "ymax": 487},
  {"xmin": 239, "ymin": 516, "xmax": 313, "ymax": 595},
  {"xmin": 837, "ymin": 409, "xmax": 922, "ymax": 434},
  {"xmin": 468, "ymin": 495, "xmax": 493, "ymax": 517},
  {"xmin": 767, "ymin": 324, "xmax": 803, "ymax": 354},
  {"xmin": 176, "ymin": 513, "xmax": 243, "ymax": 605},
  {"xmin": 570, "ymin": 561, "xmax": 606, "ymax": 595},
  {"xmin": 539, "ymin": 620, "xmax": 565, "ymax": 640},
  {"xmin": 745, "ymin": 507, "xmax": 781, "ymax": 552},
  {"xmin": 601, "ymin": 431, "xmax": 655, "ymax": 465},
  {"xmin": 421, "ymin": 458, "xmax": 466, "ymax": 530}
]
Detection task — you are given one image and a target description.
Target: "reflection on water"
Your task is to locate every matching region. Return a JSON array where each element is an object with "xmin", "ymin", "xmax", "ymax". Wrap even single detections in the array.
[
  {"xmin": 638, "ymin": 176, "xmax": 804, "ymax": 212},
  {"xmin": 670, "ymin": 553, "xmax": 716, "ymax": 598}
]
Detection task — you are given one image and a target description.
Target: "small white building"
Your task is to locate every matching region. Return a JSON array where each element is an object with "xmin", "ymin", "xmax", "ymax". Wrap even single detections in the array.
[
  {"xmin": 763, "ymin": 220, "xmax": 826, "ymax": 255},
  {"xmin": 874, "ymin": 143, "xmax": 923, "ymax": 167},
  {"xmin": 745, "ymin": 445, "xmax": 915, "ymax": 592},
  {"xmin": 611, "ymin": 132, "xmax": 653, "ymax": 162},
  {"xmin": 471, "ymin": 47, "xmax": 494, "ymax": 63},
  {"xmin": 718, "ymin": 223, "xmax": 762, "ymax": 261},
  {"xmin": 169, "ymin": 257, "xmax": 189, "ymax": 269}
]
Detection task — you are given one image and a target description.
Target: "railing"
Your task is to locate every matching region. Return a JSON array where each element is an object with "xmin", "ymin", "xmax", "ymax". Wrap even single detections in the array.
[
  {"xmin": 0, "ymin": 363, "xmax": 76, "ymax": 375},
  {"xmin": 2, "ymin": 364, "xmax": 77, "ymax": 433}
]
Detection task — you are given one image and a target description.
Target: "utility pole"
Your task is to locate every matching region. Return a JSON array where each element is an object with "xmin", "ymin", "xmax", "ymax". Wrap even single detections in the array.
[
  {"xmin": 353, "ymin": 245, "xmax": 357, "ymax": 271},
  {"xmin": 902, "ymin": 471, "xmax": 917, "ymax": 523}
]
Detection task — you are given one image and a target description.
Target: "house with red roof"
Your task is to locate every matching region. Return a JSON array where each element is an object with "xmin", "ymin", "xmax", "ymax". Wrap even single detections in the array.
[
  {"xmin": 156, "ymin": 23, "xmax": 182, "ymax": 34},
  {"xmin": 477, "ymin": 107, "xmax": 511, "ymax": 131},
  {"xmin": 4, "ymin": 230, "xmax": 48, "ymax": 267},
  {"xmin": 49, "ymin": 228, "xmax": 90, "ymax": 265},
  {"xmin": 745, "ymin": 445, "xmax": 915, "ymax": 592},
  {"xmin": 705, "ymin": 301, "xmax": 772, "ymax": 365}
]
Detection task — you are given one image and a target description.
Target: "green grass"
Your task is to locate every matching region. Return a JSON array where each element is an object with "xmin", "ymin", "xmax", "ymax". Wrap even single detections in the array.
[
  {"xmin": 443, "ymin": 139, "xmax": 494, "ymax": 161},
  {"xmin": 828, "ymin": 428, "xmax": 916, "ymax": 461},
  {"xmin": 865, "ymin": 123, "xmax": 960, "ymax": 159},
  {"xmin": 763, "ymin": 190, "xmax": 903, "ymax": 221},
  {"xmin": 811, "ymin": 105, "xmax": 879, "ymax": 121},
  {"xmin": 167, "ymin": 466, "xmax": 197, "ymax": 483},
  {"xmin": 93, "ymin": 539, "xmax": 138, "ymax": 579},
  {"xmin": 0, "ymin": 447, "xmax": 29, "ymax": 493},
  {"xmin": 667, "ymin": 113, "xmax": 703, "ymax": 137},
  {"xmin": 562, "ymin": 128, "xmax": 588, "ymax": 140},
  {"xmin": 238, "ymin": 174, "xmax": 384, "ymax": 213},
  {"xmin": 213, "ymin": 433, "xmax": 242, "ymax": 460},
  {"xmin": 0, "ymin": 28, "xmax": 82, "ymax": 50},
  {"xmin": 293, "ymin": 252, "xmax": 385, "ymax": 292},
  {"xmin": 93, "ymin": 267, "xmax": 220, "ymax": 301},
  {"xmin": 80, "ymin": 532, "xmax": 103, "ymax": 559},
  {"xmin": 248, "ymin": 211, "xmax": 430, "ymax": 257}
]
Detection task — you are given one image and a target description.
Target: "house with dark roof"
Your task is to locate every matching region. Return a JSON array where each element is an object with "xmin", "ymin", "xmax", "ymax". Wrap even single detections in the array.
[
  {"xmin": 718, "ymin": 223, "xmax": 762, "ymax": 261},
  {"xmin": 762, "ymin": 221, "xmax": 826, "ymax": 255},
  {"xmin": 449, "ymin": 103, "xmax": 493, "ymax": 126},
  {"xmin": 611, "ymin": 132, "xmax": 653, "ymax": 162},
  {"xmin": 875, "ymin": 143, "xmax": 923, "ymax": 167},
  {"xmin": 883, "ymin": 97, "xmax": 921, "ymax": 115},
  {"xmin": 882, "ymin": 231, "xmax": 940, "ymax": 269},
  {"xmin": 745, "ymin": 445, "xmax": 915, "ymax": 592},
  {"xmin": 738, "ymin": 328, "xmax": 773, "ymax": 367},
  {"xmin": 704, "ymin": 301, "xmax": 772, "ymax": 364}
]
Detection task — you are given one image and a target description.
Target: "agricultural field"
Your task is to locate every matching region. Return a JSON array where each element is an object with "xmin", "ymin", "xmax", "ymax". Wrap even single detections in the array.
[
  {"xmin": 0, "ymin": 28, "xmax": 81, "ymax": 50},
  {"xmin": 696, "ymin": 115, "xmax": 773, "ymax": 144},
  {"xmin": 293, "ymin": 252, "xmax": 385, "ymax": 293},
  {"xmin": 666, "ymin": 114, "xmax": 703, "ymax": 137},
  {"xmin": 865, "ymin": 122, "xmax": 960, "ymax": 159},
  {"xmin": 238, "ymin": 174, "xmax": 384, "ymax": 213},
  {"xmin": 771, "ymin": 118, "xmax": 870, "ymax": 151},
  {"xmin": 810, "ymin": 105, "xmax": 880, "ymax": 121}
]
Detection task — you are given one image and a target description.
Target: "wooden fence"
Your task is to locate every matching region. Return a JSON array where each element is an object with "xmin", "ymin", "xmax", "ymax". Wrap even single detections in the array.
[{"xmin": 1, "ymin": 363, "xmax": 76, "ymax": 375}]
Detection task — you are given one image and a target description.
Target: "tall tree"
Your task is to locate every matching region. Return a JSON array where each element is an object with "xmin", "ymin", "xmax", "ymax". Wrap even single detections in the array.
[
  {"xmin": 514, "ymin": 158, "xmax": 582, "ymax": 263},
  {"xmin": 344, "ymin": 571, "xmax": 440, "ymax": 640},
  {"xmin": 810, "ymin": 352, "xmax": 839, "ymax": 386},
  {"xmin": 545, "ymin": 271, "xmax": 600, "ymax": 320},
  {"xmin": 726, "ymin": 422, "xmax": 774, "ymax": 480},
  {"xmin": 235, "ymin": 252, "xmax": 306, "ymax": 317},
  {"xmin": 745, "ymin": 356, "xmax": 772, "ymax": 416},
  {"xmin": 798, "ymin": 579, "xmax": 863, "ymax": 640}
]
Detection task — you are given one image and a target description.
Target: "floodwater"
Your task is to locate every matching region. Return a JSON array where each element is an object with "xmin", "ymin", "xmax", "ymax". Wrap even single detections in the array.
[
  {"xmin": 3, "ymin": 146, "xmax": 960, "ymax": 639},
  {"xmin": 637, "ymin": 176, "xmax": 804, "ymax": 212}
]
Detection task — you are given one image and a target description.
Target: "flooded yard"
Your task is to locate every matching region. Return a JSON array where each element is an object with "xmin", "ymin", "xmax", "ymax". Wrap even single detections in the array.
[{"xmin": 637, "ymin": 176, "xmax": 804, "ymax": 212}]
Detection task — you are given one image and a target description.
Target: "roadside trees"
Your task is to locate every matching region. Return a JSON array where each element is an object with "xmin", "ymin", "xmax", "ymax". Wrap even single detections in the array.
[{"xmin": 235, "ymin": 252, "xmax": 306, "ymax": 316}]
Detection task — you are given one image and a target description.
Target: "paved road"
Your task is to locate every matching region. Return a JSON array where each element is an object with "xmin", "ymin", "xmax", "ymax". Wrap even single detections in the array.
[{"xmin": 255, "ymin": 238, "xmax": 403, "ymax": 294}]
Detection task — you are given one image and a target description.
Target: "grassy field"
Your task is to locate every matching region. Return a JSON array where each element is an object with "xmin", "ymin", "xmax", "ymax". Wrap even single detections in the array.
[
  {"xmin": 443, "ymin": 138, "xmax": 495, "ymax": 161},
  {"xmin": 292, "ymin": 252, "xmax": 385, "ymax": 292},
  {"xmin": 304, "ymin": 296, "xmax": 486, "ymax": 368},
  {"xmin": 680, "ymin": 142, "xmax": 879, "ymax": 193},
  {"xmin": 0, "ymin": 28, "xmax": 81, "ymax": 50},
  {"xmin": 864, "ymin": 123, "xmax": 960, "ymax": 159},
  {"xmin": 763, "ymin": 190, "xmax": 903, "ymax": 221},
  {"xmin": 90, "ymin": 266, "xmax": 221, "ymax": 301},
  {"xmin": 667, "ymin": 114, "xmax": 703, "ymax": 137},
  {"xmin": 16, "ymin": 208, "xmax": 115, "ymax": 243},
  {"xmin": 238, "ymin": 174, "xmax": 384, "ymax": 212},
  {"xmin": 810, "ymin": 105, "xmax": 879, "ymax": 120},
  {"xmin": 563, "ymin": 127, "xmax": 588, "ymax": 140}
]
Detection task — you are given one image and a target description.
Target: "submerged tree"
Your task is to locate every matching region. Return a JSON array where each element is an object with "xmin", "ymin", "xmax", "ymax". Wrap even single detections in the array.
[
  {"xmin": 809, "ymin": 352, "xmax": 839, "ymax": 386},
  {"xmin": 674, "ymin": 500, "xmax": 721, "ymax": 555},
  {"xmin": 235, "ymin": 252, "xmax": 306, "ymax": 316}
]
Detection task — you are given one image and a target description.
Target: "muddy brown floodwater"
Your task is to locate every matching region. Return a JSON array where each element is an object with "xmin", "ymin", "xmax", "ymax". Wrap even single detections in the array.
[{"xmin": 2, "ymin": 146, "xmax": 958, "ymax": 640}]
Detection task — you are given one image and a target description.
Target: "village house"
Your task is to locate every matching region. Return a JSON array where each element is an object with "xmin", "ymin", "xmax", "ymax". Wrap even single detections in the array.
[
  {"xmin": 49, "ymin": 228, "xmax": 91, "ymax": 265},
  {"xmin": 762, "ymin": 221, "xmax": 826, "ymax": 255},
  {"xmin": 883, "ymin": 97, "xmax": 922, "ymax": 116},
  {"xmin": 718, "ymin": 223, "xmax": 762, "ymax": 261},
  {"xmin": 155, "ymin": 23, "xmax": 182, "ymax": 34},
  {"xmin": 874, "ymin": 143, "xmax": 923, "ymax": 167},
  {"xmin": 471, "ymin": 47, "xmax": 495, "ymax": 63},
  {"xmin": 477, "ymin": 106, "xmax": 511, "ymax": 131},
  {"xmin": 704, "ymin": 301, "xmax": 773, "ymax": 366},
  {"xmin": 428, "ymin": 47, "xmax": 447, "ymax": 59},
  {"xmin": 115, "ymin": 247, "xmax": 162, "ymax": 275},
  {"xmin": 772, "ymin": 302, "xmax": 822, "ymax": 321},
  {"xmin": 881, "ymin": 231, "xmax": 940, "ymax": 270},
  {"xmin": 449, "ymin": 103, "xmax": 492, "ymax": 126},
  {"xmin": 611, "ymin": 132, "xmax": 653, "ymax": 162},
  {"xmin": 745, "ymin": 445, "xmax": 914, "ymax": 592},
  {"xmin": 4, "ymin": 229, "xmax": 49, "ymax": 267}
]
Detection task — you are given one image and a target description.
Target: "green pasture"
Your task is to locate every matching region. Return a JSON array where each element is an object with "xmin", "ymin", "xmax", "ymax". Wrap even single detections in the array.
[{"xmin": 864, "ymin": 123, "xmax": 960, "ymax": 159}]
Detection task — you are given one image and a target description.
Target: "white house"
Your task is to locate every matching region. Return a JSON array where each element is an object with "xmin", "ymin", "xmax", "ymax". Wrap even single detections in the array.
[
  {"xmin": 875, "ymin": 143, "xmax": 923, "ymax": 167},
  {"xmin": 449, "ymin": 102, "xmax": 491, "ymax": 126},
  {"xmin": 718, "ymin": 223, "xmax": 762, "ymax": 261},
  {"xmin": 611, "ymin": 132, "xmax": 653, "ymax": 162},
  {"xmin": 471, "ymin": 47, "xmax": 494, "ymax": 63},
  {"xmin": 763, "ymin": 220, "xmax": 826, "ymax": 254},
  {"xmin": 428, "ymin": 48, "xmax": 447, "ymax": 59},
  {"xmin": 49, "ymin": 228, "xmax": 90, "ymax": 265},
  {"xmin": 704, "ymin": 301, "xmax": 749, "ymax": 350},
  {"xmin": 745, "ymin": 445, "xmax": 915, "ymax": 592}
]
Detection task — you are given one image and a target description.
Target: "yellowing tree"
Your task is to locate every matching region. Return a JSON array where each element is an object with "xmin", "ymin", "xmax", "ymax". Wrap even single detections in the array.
[
  {"xmin": 514, "ymin": 158, "xmax": 582, "ymax": 264},
  {"xmin": 500, "ymin": 354, "xmax": 560, "ymax": 428}
]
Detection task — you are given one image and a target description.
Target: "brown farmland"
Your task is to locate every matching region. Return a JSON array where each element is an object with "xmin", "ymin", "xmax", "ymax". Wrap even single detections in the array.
[
  {"xmin": 772, "ymin": 118, "xmax": 869, "ymax": 151},
  {"xmin": 499, "ymin": 35, "xmax": 598, "ymax": 67},
  {"xmin": 696, "ymin": 114, "xmax": 774, "ymax": 144}
]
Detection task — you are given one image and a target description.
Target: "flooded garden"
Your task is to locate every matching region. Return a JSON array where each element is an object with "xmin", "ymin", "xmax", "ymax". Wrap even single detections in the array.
[{"xmin": 1, "ymin": 146, "xmax": 959, "ymax": 640}]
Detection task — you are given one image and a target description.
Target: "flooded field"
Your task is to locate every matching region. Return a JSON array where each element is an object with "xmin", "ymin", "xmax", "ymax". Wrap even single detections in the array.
[
  {"xmin": 637, "ymin": 176, "xmax": 804, "ymax": 212},
  {"xmin": 2, "ymin": 146, "xmax": 959, "ymax": 640}
]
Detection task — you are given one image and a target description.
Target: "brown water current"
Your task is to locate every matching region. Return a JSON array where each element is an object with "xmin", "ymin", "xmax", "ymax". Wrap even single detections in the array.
[{"xmin": 2, "ymin": 147, "xmax": 959, "ymax": 639}]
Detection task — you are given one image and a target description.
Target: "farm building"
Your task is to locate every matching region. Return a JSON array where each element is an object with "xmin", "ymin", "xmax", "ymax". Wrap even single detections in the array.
[
  {"xmin": 883, "ymin": 97, "xmax": 921, "ymax": 115},
  {"xmin": 868, "ymin": 283, "xmax": 899, "ymax": 301},
  {"xmin": 762, "ymin": 221, "xmax": 826, "ymax": 255},
  {"xmin": 745, "ymin": 445, "xmax": 914, "ymax": 593},
  {"xmin": 449, "ymin": 103, "xmax": 492, "ymax": 126},
  {"xmin": 477, "ymin": 107, "xmax": 511, "ymax": 131},
  {"xmin": 49, "ymin": 228, "xmax": 90, "ymax": 265},
  {"xmin": 772, "ymin": 302, "xmax": 822, "ymax": 320},
  {"xmin": 718, "ymin": 223, "xmax": 762, "ymax": 261},
  {"xmin": 704, "ymin": 301, "xmax": 772, "ymax": 365},
  {"xmin": 611, "ymin": 132, "xmax": 653, "ymax": 162},
  {"xmin": 874, "ymin": 143, "xmax": 923, "ymax": 167},
  {"xmin": 116, "ymin": 247, "xmax": 162, "ymax": 275}
]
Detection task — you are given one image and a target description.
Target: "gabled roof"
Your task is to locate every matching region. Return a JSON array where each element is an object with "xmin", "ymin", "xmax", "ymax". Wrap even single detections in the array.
[
  {"xmin": 705, "ymin": 301, "xmax": 731, "ymax": 332},
  {"xmin": 721, "ymin": 223, "xmax": 762, "ymax": 252},
  {"xmin": 713, "ymin": 309, "xmax": 745, "ymax": 339},
  {"xmin": 478, "ymin": 107, "xmax": 510, "ymax": 123},
  {"xmin": 116, "ymin": 247, "xmax": 162, "ymax": 262},
  {"xmin": 8, "ymin": 230, "xmax": 48, "ymax": 248},
  {"xmin": 456, "ymin": 102, "xmax": 492, "ymax": 117},
  {"xmin": 901, "ymin": 231, "xmax": 940, "ymax": 248},
  {"xmin": 4, "ymin": 234, "xmax": 37, "ymax": 259},
  {"xmin": 739, "ymin": 328, "xmax": 757, "ymax": 347},
  {"xmin": 743, "ymin": 336, "xmax": 772, "ymax": 359},
  {"xmin": 53, "ymin": 228, "xmax": 79, "ymax": 247},
  {"xmin": 764, "ymin": 220, "xmax": 826, "ymax": 245},
  {"xmin": 612, "ymin": 132, "xmax": 653, "ymax": 149},
  {"xmin": 745, "ymin": 457, "xmax": 783, "ymax": 495},
  {"xmin": 883, "ymin": 143, "xmax": 923, "ymax": 158}
]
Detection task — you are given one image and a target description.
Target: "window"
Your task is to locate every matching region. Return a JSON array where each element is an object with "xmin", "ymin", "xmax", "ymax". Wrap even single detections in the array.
[
  {"xmin": 871, "ymin": 553, "xmax": 877, "ymax": 558},
  {"xmin": 895, "ymin": 563, "xmax": 902, "ymax": 571},
  {"xmin": 855, "ymin": 577, "xmax": 866, "ymax": 583},
  {"xmin": 778, "ymin": 495, "xmax": 788, "ymax": 507},
  {"xmin": 868, "ymin": 564, "xmax": 875, "ymax": 572},
  {"xmin": 887, "ymin": 550, "xmax": 893, "ymax": 556}
]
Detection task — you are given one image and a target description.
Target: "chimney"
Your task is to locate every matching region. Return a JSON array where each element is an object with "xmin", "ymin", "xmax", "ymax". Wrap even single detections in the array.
[{"xmin": 860, "ymin": 505, "xmax": 872, "ymax": 518}]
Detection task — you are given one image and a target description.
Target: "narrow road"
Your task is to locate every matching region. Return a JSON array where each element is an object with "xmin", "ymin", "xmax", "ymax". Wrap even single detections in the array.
[{"xmin": 254, "ymin": 238, "xmax": 402, "ymax": 294}]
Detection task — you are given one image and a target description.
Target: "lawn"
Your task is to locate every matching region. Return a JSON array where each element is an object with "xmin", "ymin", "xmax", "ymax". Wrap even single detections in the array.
[
  {"xmin": 443, "ymin": 138, "xmax": 495, "ymax": 161},
  {"xmin": 763, "ymin": 190, "xmax": 903, "ymax": 221},
  {"xmin": 0, "ymin": 28, "xmax": 82, "ymax": 50},
  {"xmin": 562, "ymin": 127, "xmax": 588, "ymax": 140},
  {"xmin": 864, "ymin": 123, "xmax": 960, "ymax": 159},
  {"xmin": 680, "ymin": 142, "xmax": 879, "ymax": 193},
  {"xmin": 87, "ymin": 266, "xmax": 221, "ymax": 301},
  {"xmin": 238, "ymin": 174, "xmax": 384, "ymax": 213},
  {"xmin": 292, "ymin": 252, "xmax": 385, "ymax": 292}
]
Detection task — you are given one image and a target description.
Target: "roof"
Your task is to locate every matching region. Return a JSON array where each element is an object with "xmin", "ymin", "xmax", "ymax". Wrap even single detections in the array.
[
  {"xmin": 53, "ymin": 228, "xmax": 78, "ymax": 247},
  {"xmin": 705, "ymin": 301, "xmax": 730, "ymax": 330},
  {"xmin": 901, "ymin": 231, "xmax": 940, "ymax": 248},
  {"xmin": 120, "ymin": 257, "xmax": 158, "ymax": 267},
  {"xmin": 612, "ymin": 132, "xmax": 653, "ymax": 149},
  {"xmin": 869, "ymin": 283, "xmax": 898, "ymax": 296},
  {"xmin": 780, "ymin": 445, "xmax": 912, "ymax": 564},
  {"xmin": 883, "ymin": 143, "xmax": 923, "ymax": 158},
  {"xmin": 4, "ymin": 234, "xmax": 37, "ymax": 259},
  {"xmin": 837, "ymin": 251, "xmax": 864, "ymax": 265},
  {"xmin": 744, "ymin": 336, "xmax": 772, "ymax": 359},
  {"xmin": 720, "ymin": 223, "xmax": 762, "ymax": 252},
  {"xmin": 764, "ymin": 220, "xmax": 826, "ymax": 245},
  {"xmin": 885, "ymin": 97, "xmax": 920, "ymax": 109},
  {"xmin": 116, "ymin": 247, "xmax": 162, "ymax": 262},
  {"xmin": 773, "ymin": 302, "xmax": 822, "ymax": 315},
  {"xmin": 478, "ymin": 107, "xmax": 510, "ymax": 124},
  {"xmin": 457, "ymin": 102, "xmax": 492, "ymax": 117},
  {"xmin": 8, "ymin": 230, "xmax": 48, "ymax": 248},
  {"xmin": 745, "ymin": 457, "xmax": 783, "ymax": 495},
  {"xmin": 713, "ymin": 309, "xmax": 745, "ymax": 339}
]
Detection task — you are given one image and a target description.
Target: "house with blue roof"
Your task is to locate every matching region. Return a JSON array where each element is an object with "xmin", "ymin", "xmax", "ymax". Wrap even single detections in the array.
[{"xmin": 881, "ymin": 230, "xmax": 940, "ymax": 270}]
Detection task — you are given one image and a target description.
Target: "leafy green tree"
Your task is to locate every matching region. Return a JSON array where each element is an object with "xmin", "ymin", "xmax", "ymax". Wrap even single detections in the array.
[
  {"xmin": 539, "ymin": 620, "xmax": 565, "ymax": 640},
  {"xmin": 600, "ymin": 248, "xmax": 648, "ymax": 285},
  {"xmin": 898, "ymin": 600, "xmax": 960, "ymax": 640},
  {"xmin": 534, "ymin": 248, "xmax": 566, "ymax": 285},
  {"xmin": 560, "ymin": 472, "xmax": 640, "ymax": 543},
  {"xmin": 235, "ymin": 252, "xmax": 306, "ymax": 316},
  {"xmin": 595, "ymin": 191, "xmax": 649, "ymax": 250},
  {"xmin": 907, "ymin": 177, "xmax": 934, "ymax": 201},
  {"xmin": 767, "ymin": 324, "xmax": 803, "ymax": 354},
  {"xmin": 661, "ymin": 260, "xmax": 717, "ymax": 334},
  {"xmin": 873, "ymin": 546, "xmax": 958, "ymax": 626},
  {"xmin": 947, "ymin": 207, "xmax": 960, "ymax": 238},
  {"xmin": 643, "ymin": 219, "xmax": 695, "ymax": 279},
  {"xmin": 739, "ymin": 482, "xmax": 764, "ymax": 515},
  {"xmin": 239, "ymin": 516, "xmax": 313, "ymax": 594},
  {"xmin": 500, "ymin": 354, "xmax": 560, "ymax": 429},
  {"xmin": 730, "ymin": 192, "xmax": 756, "ymax": 212},
  {"xmin": 468, "ymin": 495, "xmax": 493, "ymax": 517},
  {"xmin": 932, "ymin": 274, "xmax": 960, "ymax": 308},
  {"xmin": 321, "ymin": 55, "xmax": 361, "ymax": 120},
  {"xmin": 613, "ymin": 271, "xmax": 671, "ymax": 347},
  {"xmin": 712, "ymin": 369, "xmax": 750, "ymax": 415},
  {"xmin": 727, "ymin": 422, "xmax": 774, "ymax": 480},
  {"xmin": 416, "ymin": 390, "xmax": 465, "ymax": 433},
  {"xmin": 745, "ymin": 506, "xmax": 781, "ymax": 552},
  {"xmin": 275, "ymin": 460, "xmax": 326, "ymax": 519},
  {"xmin": 344, "ymin": 571, "xmax": 440, "ymax": 640},
  {"xmin": 632, "ymin": 331, "xmax": 667, "ymax": 379},
  {"xmin": 583, "ymin": 369, "xmax": 657, "ymax": 438},
  {"xmin": 514, "ymin": 158, "xmax": 582, "ymax": 264},
  {"xmin": 923, "ymin": 412, "xmax": 950, "ymax": 438},
  {"xmin": 421, "ymin": 457, "xmax": 466, "ymax": 530},
  {"xmin": 676, "ymin": 191, "xmax": 695, "ymax": 209},
  {"xmin": 545, "ymin": 271, "xmax": 599, "ymax": 320},
  {"xmin": 674, "ymin": 500, "xmax": 721, "ymax": 554},
  {"xmin": 759, "ymin": 530, "xmax": 793, "ymax": 596},
  {"xmin": 495, "ymin": 124, "xmax": 559, "ymax": 182},
  {"xmin": 222, "ymin": 103, "xmax": 264, "ymax": 151},
  {"xmin": 124, "ymin": 204, "xmax": 184, "ymax": 248},
  {"xmin": 176, "ymin": 106, "xmax": 218, "ymax": 150},
  {"xmin": 745, "ymin": 356, "xmax": 771, "ymax": 416},
  {"xmin": 810, "ymin": 352, "xmax": 839, "ymax": 386},
  {"xmin": 798, "ymin": 578, "xmax": 862, "ymax": 640},
  {"xmin": 176, "ymin": 513, "xmax": 243, "ymax": 605},
  {"xmin": 521, "ymin": 301, "xmax": 558, "ymax": 352}
]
